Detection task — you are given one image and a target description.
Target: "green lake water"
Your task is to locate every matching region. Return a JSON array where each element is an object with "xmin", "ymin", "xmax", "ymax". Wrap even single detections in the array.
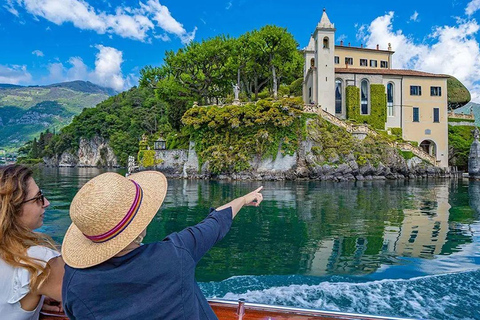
[{"xmin": 34, "ymin": 167, "xmax": 480, "ymax": 319}]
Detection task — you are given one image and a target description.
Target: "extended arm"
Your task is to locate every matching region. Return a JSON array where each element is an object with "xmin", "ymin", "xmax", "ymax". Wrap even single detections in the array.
[
  {"xmin": 173, "ymin": 186, "xmax": 264, "ymax": 263},
  {"xmin": 216, "ymin": 186, "xmax": 263, "ymax": 218}
]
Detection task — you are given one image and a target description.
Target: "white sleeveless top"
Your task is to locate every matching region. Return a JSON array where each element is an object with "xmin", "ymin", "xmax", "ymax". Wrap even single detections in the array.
[{"xmin": 0, "ymin": 246, "xmax": 60, "ymax": 320}]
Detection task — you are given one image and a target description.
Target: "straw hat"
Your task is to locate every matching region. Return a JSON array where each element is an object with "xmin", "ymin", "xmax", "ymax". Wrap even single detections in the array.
[{"xmin": 62, "ymin": 171, "xmax": 167, "ymax": 268}]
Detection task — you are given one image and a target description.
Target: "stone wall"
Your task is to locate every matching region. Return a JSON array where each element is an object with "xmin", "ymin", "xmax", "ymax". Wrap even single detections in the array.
[
  {"xmin": 150, "ymin": 139, "xmax": 450, "ymax": 181},
  {"xmin": 448, "ymin": 121, "xmax": 476, "ymax": 127}
]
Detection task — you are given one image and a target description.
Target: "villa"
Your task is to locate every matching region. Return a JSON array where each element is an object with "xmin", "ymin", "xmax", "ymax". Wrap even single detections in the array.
[{"xmin": 303, "ymin": 10, "xmax": 449, "ymax": 167}]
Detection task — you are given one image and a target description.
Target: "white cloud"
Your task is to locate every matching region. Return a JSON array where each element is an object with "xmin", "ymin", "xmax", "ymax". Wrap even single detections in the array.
[
  {"xmin": 359, "ymin": 12, "xmax": 480, "ymax": 102},
  {"xmin": 141, "ymin": 0, "xmax": 196, "ymax": 44},
  {"xmin": 32, "ymin": 49, "xmax": 44, "ymax": 57},
  {"xmin": 4, "ymin": 0, "xmax": 19, "ymax": 16},
  {"xmin": 90, "ymin": 45, "xmax": 125, "ymax": 91},
  {"xmin": 9, "ymin": 0, "xmax": 196, "ymax": 43},
  {"xmin": 336, "ymin": 34, "xmax": 347, "ymax": 43},
  {"xmin": 226, "ymin": 1, "xmax": 232, "ymax": 10},
  {"xmin": 466, "ymin": 0, "xmax": 480, "ymax": 16},
  {"xmin": 43, "ymin": 45, "xmax": 129, "ymax": 91},
  {"xmin": 0, "ymin": 65, "xmax": 32, "ymax": 84},
  {"xmin": 410, "ymin": 11, "xmax": 419, "ymax": 22},
  {"xmin": 154, "ymin": 33, "xmax": 171, "ymax": 41}
]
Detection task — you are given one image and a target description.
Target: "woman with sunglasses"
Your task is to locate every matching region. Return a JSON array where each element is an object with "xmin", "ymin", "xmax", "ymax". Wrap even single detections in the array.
[{"xmin": 0, "ymin": 164, "xmax": 64, "ymax": 320}]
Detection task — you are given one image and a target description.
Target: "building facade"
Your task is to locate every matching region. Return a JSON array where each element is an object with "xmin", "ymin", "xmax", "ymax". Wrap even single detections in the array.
[{"xmin": 303, "ymin": 10, "xmax": 449, "ymax": 167}]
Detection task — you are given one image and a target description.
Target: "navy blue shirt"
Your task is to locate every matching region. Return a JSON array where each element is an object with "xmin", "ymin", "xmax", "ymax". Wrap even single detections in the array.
[{"xmin": 62, "ymin": 207, "xmax": 233, "ymax": 320}]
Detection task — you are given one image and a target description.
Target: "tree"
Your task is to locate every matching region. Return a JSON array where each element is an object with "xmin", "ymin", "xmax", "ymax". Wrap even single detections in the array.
[
  {"xmin": 448, "ymin": 76, "xmax": 471, "ymax": 110},
  {"xmin": 30, "ymin": 138, "xmax": 39, "ymax": 159},
  {"xmin": 251, "ymin": 26, "xmax": 300, "ymax": 99},
  {"xmin": 163, "ymin": 36, "xmax": 236, "ymax": 105}
]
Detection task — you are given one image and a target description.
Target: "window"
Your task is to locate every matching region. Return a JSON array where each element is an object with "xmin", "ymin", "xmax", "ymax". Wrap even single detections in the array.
[
  {"xmin": 387, "ymin": 83, "xmax": 394, "ymax": 117},
  {"xmin": 334, "ymin": 56, "xmax": 339, "ymax": 64},
  {"xmin": 433, "ymin": 108, "xmax": 440, "ymax": 122},
  {"xmin": 361, "ymin": 80, "xmax": 369, "ymax": 115},
  {"xmin": 308, "ymin": 87, "xmax": 312, "ymax": 98},
  {"xmin": 410, "ymin": 86, "xmax": 422, "ymax": 96},
  {"xmin": 431, "ymin": 86, "xmax": 442, "ymax": 96},
  {"xmin": 345, "ymin": 57, "xmax": 353, "ymax": 65},
  {"xmin": 310, "ymin": 58, "xmax": 315, "ymax": 67},
  {"xmin": 380, "ymin": 60, "xmax": 388, "ymax": 68},
  {"xmin": 370, "ymin": 60, "xmax": 377, "ymax": 67},
  {"xmin": 413, "ymin": 107, "xmax": 419, "ymax": 122},
  {"xmin": 360, "ymin": 59, "xmax": 368, "ymax": 66},
  {"xmin": 323, "ymin": 37, "xmax": 329, "ymax": 49},
  {"xmin": 335, "ymin": 79, "xmax": 342, "ymax": 114}
]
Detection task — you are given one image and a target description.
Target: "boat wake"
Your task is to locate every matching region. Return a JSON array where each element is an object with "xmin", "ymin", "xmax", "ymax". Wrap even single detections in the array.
[{"xmin": 200, "ymin": 270, "xmax": 480, "ymax": 320}]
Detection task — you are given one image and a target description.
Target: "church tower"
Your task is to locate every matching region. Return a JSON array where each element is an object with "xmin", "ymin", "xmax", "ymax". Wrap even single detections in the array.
[{"xmin": 311, "ymin": 9, "xmax": 336, "ymax": 112}]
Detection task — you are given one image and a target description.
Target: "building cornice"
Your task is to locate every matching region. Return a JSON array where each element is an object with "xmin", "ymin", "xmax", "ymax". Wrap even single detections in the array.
[{"xmin": 335, "ymin": 68, "xmax": 449, "ymax": 78}]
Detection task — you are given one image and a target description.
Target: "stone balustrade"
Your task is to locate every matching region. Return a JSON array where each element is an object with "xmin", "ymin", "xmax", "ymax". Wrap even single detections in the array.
[
  {"xmin": 448, "ymin": 111, "xmax": 474, "ymax": 120},
  {"xmin": 303, "ymin": 104, "xmax": 438, "ymax": 166},
  {"xmin": 396, "ymin": 142, "xmax": 437, "ymax": 164}
]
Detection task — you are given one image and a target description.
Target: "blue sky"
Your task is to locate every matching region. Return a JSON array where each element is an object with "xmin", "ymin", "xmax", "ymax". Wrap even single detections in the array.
[{"xmin": 2, "ymin": 0, "xmax": 480, "ymax": 101}]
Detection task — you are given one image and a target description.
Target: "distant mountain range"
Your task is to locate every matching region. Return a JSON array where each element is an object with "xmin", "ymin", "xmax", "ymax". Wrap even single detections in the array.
[{"xmin": 0, "ymin": 80, "xmax": 117, "ymax": 151}]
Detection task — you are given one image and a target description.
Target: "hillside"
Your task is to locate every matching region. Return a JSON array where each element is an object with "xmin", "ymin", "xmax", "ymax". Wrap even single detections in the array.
[{"xmin": 0, "ymin": 80, "xmax": 115, "ymax": 150}]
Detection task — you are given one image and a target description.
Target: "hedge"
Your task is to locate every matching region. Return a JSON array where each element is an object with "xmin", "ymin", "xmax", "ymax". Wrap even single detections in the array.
[{"xmin": 346, "ymin": 84, "xmax": 387, "ymax": 130}]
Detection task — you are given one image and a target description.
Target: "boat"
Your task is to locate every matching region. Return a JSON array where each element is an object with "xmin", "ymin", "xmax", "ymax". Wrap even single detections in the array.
[{"xmin": 40, "ymin": 299, "xmax": 413, "ymax": 320}]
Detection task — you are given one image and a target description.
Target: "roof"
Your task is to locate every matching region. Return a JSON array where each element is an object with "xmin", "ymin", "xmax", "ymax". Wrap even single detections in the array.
[
  {"xmin": 335, "ymin": 45, "xmax": 394, "ymax": 54},
  {"xmin": 317, "ymin": 9, "xmax": 335, "ymax": 29},
  {"xmin": 335, "ymin": 68, "xmax": 449, "ymax": 78}
]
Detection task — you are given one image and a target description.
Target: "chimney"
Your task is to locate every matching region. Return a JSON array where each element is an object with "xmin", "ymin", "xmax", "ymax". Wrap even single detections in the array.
[
  {"xmin": 360, "ymin": 44, "xmax": 363, "ymax": 48},
  {"xmin": 340, "ymin": 40, "xmax": 343, "ymax": 46},
  {"xmin": 376, "ymin": 44, "xmax": 379, "ymax": 50},
  {"xmin": 348, "ymin": 42, "xmax": 351, "ymax": 47},
  {"xmin": 388, "ymin": 43, "xmax": 392, "ymax": 51}
]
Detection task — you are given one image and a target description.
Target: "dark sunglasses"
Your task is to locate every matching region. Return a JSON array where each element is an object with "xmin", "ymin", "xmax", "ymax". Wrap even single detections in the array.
[{"xmin": 21, "ymin": 190, "xmax": 45, "ymax": 206}]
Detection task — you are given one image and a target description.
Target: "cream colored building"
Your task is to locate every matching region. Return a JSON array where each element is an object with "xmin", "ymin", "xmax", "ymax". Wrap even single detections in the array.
[{"xmin": 303, "ymin": 10, "xmax": 449, "ymax": 167}]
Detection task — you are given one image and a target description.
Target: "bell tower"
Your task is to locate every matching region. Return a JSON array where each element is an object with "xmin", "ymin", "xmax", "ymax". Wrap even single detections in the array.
[{"xmin": 314, "ymin": 9, "xmax": 336, "ymax": 113}]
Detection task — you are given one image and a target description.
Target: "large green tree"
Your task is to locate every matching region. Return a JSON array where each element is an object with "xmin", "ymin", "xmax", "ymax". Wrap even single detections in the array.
[
  {"xmin": 163, "ymin": 35, "xmax": 236, "ymax": 105},
  {"xmin": 448, "ymin": 76, "xmax": 471, "ymax": 110},
  {"xmin": 250, "ymin": 25, "xmax": 301, "ymax": 99}
]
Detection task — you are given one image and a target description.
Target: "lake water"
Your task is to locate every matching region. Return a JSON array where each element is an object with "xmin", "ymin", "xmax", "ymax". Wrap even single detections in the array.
[{"xmin": 34, "ymin": 167, "xmax": 480, "ymax": 320}]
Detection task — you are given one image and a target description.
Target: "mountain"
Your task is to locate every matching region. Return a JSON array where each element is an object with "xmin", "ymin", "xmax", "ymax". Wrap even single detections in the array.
[
  {"xmin": 0, "ymin": 80, "xmax": 117, "ymax": 151},
  {"xmin": 45, "ymin": 80, "xmax": 117, "ymax": 96}
]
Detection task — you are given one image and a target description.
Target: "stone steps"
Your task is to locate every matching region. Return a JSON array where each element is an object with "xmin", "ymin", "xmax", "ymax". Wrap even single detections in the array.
[{"xmin": 303, "ymin": 104, "xmax": 438, "ymax": 166}]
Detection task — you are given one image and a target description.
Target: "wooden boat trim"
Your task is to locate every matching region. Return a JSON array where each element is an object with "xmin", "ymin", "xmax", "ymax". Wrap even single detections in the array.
[
  {"xmin": 39, "ymin": 298, "xmax": 416, "ymax": 320},
  {"xmin": 208, "ymin": 299, "xmax": 416, "ymax": 320}
]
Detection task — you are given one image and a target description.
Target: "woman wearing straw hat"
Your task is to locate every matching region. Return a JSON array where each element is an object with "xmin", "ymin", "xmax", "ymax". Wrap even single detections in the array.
[
  {"xmin": 62, "ymin": 171, "xmax": 263, "ymax": 319},
  {"xmin": 0, "ymin": 165, "xmax": 64, "ymax": 320}
]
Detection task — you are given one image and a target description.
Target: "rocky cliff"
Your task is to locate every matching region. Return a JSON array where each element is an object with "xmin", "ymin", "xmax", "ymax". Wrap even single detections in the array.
[
  {"xmin": 44, "ymin": 136, "xmax": 118, "ymax": 167},
  {"xmin": 151, "ymin": 118, "xmax": 450, "ymax": 181},
  {"xmin": 45, "ymin": 118, "xmax": 450, "ymax": 180}
]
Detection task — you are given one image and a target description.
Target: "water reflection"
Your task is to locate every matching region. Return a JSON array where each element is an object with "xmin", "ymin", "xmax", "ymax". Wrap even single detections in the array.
[{"xmin": 34, "ymin": 168, "xmax": 478, "ymax": 282}]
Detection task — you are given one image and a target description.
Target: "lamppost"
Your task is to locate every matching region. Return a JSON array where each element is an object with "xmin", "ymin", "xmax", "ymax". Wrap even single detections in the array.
[{"xmin": 154, "ymin": 137, "xmax": 166, "ymax": 150}]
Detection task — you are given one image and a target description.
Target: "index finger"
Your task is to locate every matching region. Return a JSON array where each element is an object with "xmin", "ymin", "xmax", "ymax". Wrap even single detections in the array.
[{"xmin": 254, "ymin": 186, "xmax": 263, "ymax": 193}]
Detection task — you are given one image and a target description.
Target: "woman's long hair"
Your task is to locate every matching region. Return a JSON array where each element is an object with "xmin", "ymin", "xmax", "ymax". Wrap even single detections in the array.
[{"xmin": 0, "ymin": 165, "xmax": 56, "ymax": 292}]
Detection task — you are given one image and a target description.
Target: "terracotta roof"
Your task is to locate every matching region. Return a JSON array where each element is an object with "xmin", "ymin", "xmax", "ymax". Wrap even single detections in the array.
[
  {"xmin": 335, "ymin": 45, "xmax": 393, "ymax": 54},
  {"xmin": 335, "ymin": 68, "xmax": 449, "ymax": 78}
]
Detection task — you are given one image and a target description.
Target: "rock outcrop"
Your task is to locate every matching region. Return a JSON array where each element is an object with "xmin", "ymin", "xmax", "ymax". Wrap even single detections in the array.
[
  {"xmin": 44, "ymin": 136, "xmax": 118, "ymax": 167},
  {"xmin": 151, "ymin": 141, "xmax": 450, "ymax": 181}
]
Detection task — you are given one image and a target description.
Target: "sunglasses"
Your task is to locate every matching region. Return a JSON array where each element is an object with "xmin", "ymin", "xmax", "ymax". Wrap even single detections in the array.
[{"xmin": 21, "ymin": 190, "xmax": 45, "ymax": 206}]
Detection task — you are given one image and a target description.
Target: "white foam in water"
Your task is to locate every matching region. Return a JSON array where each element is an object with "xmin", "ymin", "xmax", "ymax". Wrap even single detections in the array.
[{"xmin": 217, "ymin": 270, "xmax": 480, "ymax": 320}]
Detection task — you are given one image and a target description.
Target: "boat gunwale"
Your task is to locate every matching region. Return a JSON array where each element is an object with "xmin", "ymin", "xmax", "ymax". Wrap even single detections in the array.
[{"xmin": 208, "ymin": 299, "xmax": 417, "ymax": 320}]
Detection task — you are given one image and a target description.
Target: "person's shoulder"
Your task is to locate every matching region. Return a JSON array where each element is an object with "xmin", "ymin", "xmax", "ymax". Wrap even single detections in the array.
[
  {"xmin": 144, "ymin": 235, "xmax": 188, "ymax": 252},
  {"xmin": 27, "ymin": 245, "xmax": 60, "ymax": 263}
]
